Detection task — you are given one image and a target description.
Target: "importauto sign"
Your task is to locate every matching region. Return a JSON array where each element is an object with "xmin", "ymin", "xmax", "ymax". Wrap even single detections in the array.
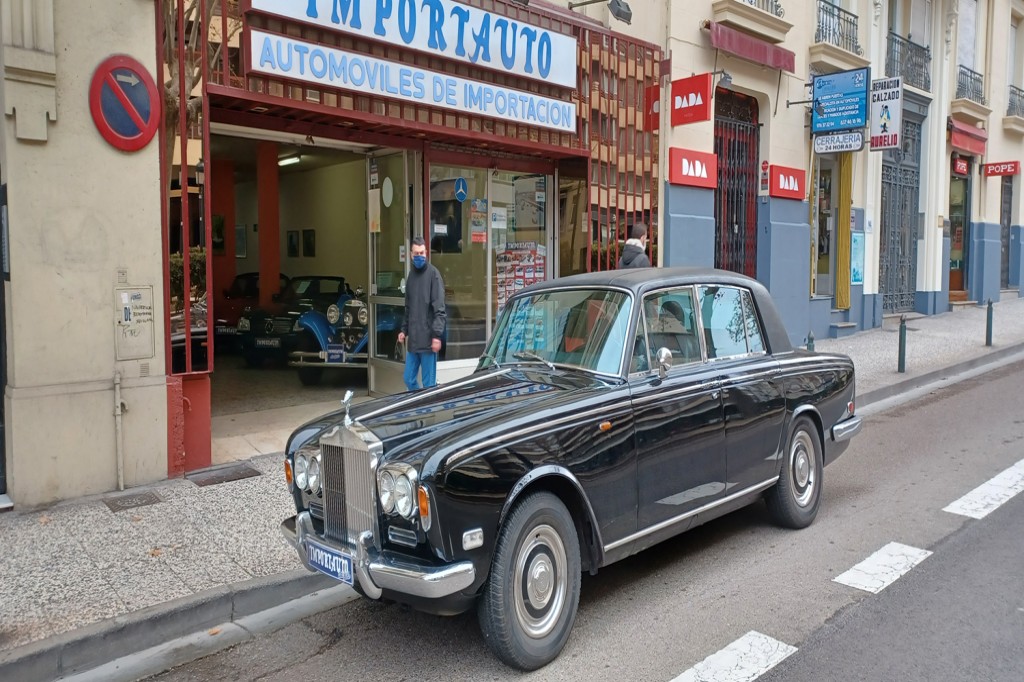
[{"xmin": 668, "ymin": 147, "xmax": 717, "ymax": 189}]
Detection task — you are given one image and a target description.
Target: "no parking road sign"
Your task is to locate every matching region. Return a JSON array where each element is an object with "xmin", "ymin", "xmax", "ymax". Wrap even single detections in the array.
[{"xmin": 89, "ymin": 55, "xmax": 161, "ymax": 152}]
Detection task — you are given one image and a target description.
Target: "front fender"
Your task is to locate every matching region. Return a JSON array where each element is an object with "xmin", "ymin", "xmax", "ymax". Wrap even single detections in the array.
[{"xmin": 297, "ymin": 311, "xmax": 334, "ymax": 349}]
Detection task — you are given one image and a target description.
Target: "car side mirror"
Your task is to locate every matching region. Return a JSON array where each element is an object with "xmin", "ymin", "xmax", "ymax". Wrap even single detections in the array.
[{"xmin": 656, "ymin": 347, "xmax": 673, "ymax": 379}]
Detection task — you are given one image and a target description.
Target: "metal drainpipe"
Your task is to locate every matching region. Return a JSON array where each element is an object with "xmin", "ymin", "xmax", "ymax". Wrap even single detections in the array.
[{"xmin": 114, "ymin": 371, "xmax": 125, "ymax": 491}]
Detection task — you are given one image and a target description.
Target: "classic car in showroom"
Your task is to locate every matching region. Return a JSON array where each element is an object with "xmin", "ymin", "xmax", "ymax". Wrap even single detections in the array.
[
  {"xmin": 236, "ymin": 275, "xmax": 352, "ymax": 367},
  {"xmin": 279, "ymin": 268, "xmax": 862, "ymax": 670},
  {"xmin": 288, "ymin": 286, "xmax": 402, "ymax": 386},
  {"xmin": 214, "ymin": 271, "xmax": 289, "ymax": 345}
]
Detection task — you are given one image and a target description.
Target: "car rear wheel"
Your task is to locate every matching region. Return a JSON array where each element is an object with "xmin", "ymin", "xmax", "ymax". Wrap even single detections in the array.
[
  {"xmin": 296, "ymin": 334, "xmax": 323, "ymax": 386},
  {"xmin": 478, "ymin": 491, "xmax": 580, "ymax": 671},
  {"xmin": 766, "ymin": 415, "xmax": 823, "ymax": 529}
]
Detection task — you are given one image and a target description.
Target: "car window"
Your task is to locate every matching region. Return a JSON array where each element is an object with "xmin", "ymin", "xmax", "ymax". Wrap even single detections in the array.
[
  {"xmin": 640, "ymin": 287, "xmax": 702, "ymax": 367},
  {"xmin": 698, "ymin": 286, "xmax": 749, "ymax": 359},
  {"xmin": 483, "ymin": 288, "xmax": 631, "ymax": 375},
  {"xmin": 318, "ymin": 279, "xmax": 345, "ymax": 296},
  {"xmin": 742, "ymin": 290, "xmax": 766, "ymax": 353}
]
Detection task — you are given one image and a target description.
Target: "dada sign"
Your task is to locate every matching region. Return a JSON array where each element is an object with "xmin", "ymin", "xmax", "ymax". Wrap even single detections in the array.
[
  {"xmin": 251, "ymin": 0, "xmax": 578, "ymax": 89},
  {"xmin": 768, "ymin": 164, "xmax": 805, "ymax": 200},
  {"xmin": 668, "ymin": 147, "xmax": 717, "ymax": 189},
  {"xmin": 670, "ymin": 73, "xmax": 712, "ymax": 126}
]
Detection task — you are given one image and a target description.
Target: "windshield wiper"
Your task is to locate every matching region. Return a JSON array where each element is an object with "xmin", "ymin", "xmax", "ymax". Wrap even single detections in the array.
[
  {"xmin": 512, "ymin": 351, "xmax": 555, "ymax": 370},
  {"xmin": 479, "ymin": 353, "xmax": 502, "ymax": 369}
]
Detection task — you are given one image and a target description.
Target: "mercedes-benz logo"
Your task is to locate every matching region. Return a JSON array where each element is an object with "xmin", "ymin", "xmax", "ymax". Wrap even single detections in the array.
[{"xmin": 265, "ymin": 319, "xmax": 275, "ymax": 334}]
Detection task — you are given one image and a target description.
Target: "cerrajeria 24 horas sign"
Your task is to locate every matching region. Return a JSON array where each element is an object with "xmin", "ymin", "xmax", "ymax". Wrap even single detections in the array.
[{"xmin": 248, "ymin": 0, "xmax": 579, "ymax": 133}]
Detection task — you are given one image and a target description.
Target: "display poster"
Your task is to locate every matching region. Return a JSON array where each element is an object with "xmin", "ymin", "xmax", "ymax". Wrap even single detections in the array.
[
  {"xmin": 368, "ymin": 188, "xmax": 381, "ymax": 233},
  {"xmin": 851, "ymin": 232, "xmax": 865, "ymax": 285},
  {"xmin": 495, "ymin": 241, "xmax": 547, "ymax": 313}
]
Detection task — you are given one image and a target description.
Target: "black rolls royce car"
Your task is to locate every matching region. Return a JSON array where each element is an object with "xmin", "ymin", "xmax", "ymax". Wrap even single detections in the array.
[{"xmin": 280, "ymin": 268, "xmax": 862, "ymax": 670}]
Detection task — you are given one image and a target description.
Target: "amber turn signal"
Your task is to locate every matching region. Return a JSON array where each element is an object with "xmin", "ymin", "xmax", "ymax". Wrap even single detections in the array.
[
  {"xmin": 284, "ymin": 459, "xmax": 293, "ymax": 489},
  {"xmin": 418, "ymin": 485, "xmax": 432, "ymax": 531}
]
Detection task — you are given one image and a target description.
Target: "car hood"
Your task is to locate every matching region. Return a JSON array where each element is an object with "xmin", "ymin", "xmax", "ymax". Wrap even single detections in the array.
[{"xmin": 291, "ymin": 367, "xmax": 619, "ymax": 475}]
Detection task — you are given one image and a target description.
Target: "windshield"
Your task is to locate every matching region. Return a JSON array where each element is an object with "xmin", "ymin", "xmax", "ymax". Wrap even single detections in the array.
[
  {"xmin": 481, "ymin": 288, "xmax": 632, "ymax": 376},
  {"xmin": 280, "ymin": 277, "xmax": 345, "ymax": 303}
]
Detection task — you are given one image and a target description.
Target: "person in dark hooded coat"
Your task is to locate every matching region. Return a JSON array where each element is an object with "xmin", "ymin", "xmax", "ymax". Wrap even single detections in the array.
[{"xmin": 618, "ymin": 222, "xmax": 652, "ymax": 268}]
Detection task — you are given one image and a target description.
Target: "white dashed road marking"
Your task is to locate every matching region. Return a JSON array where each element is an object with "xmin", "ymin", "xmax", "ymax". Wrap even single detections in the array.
[
  {"xmin": 669, "ymin": 631, "xmax": 797, "ymax": 682},
  {"xmin": 942, "ymin": 458, "xmax": 1024, "ymax": 519},
  {"xmin": 833, "ymin": 541, "xmax": 932, "ymax": 594}
]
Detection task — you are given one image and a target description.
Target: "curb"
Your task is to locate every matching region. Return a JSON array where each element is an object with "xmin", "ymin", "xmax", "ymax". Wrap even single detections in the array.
[
  {"xmin": 0, "ymin": 569, "xmax": 334, "ymax": 682},
  {"xmin": 3, "ymin": 342, "xmax": 1024, "ymax": 681},
  {"xmin": 857, "ymin": 342, "xmax": 1024, "ymax": 408}
]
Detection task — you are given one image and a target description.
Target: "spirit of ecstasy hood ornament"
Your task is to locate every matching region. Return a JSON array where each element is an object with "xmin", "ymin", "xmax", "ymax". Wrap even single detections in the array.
[{"xmin": 341, "ymin": 389, "xmax": 354, "ymax": 426}]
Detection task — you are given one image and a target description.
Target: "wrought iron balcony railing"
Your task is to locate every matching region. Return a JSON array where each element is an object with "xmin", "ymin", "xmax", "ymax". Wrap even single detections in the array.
[
  {"xmin": 746, "ymin": 0, "xmax": 785, "ymax": 18},
  {"xmin": 955, "ymin": 65, "xmax": 987, "ymax": 105},
  {"xmin": 1008, "ymin": 85, "xmax": 1024, "ymax": 117},
  {"xmin": 815, "ymin": 0, "xmax": 862, "ymax": 55},
  {"xmin": 886, "ymin": 32, "xmax": 931, "ymax": 91}
]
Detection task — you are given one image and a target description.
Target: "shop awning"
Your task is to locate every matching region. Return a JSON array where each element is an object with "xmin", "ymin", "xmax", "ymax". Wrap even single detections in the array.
[
  {"xmin": 705, "ymin": 21, "xmax": 796, "ymax": 74},
  {"xmin": 949, "ymin": 118, "xmax": 988, "ymax": 156}
]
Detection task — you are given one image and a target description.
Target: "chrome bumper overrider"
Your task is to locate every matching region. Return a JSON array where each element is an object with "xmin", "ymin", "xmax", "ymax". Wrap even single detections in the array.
[
  {"xmin": 280, "ymin": 512, "xmax": 475, "ymax": 600},
  {"xmin": 831, "ymin": 415, "xmax": 862, "ymax": 443}
]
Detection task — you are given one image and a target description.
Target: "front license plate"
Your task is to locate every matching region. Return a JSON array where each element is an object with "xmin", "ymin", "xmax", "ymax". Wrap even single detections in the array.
[
  {"xmin": 255, "ymin": 337, "xmax": 281, "ymax": 348},
  {"xmin": 326, "ymin": 344, "xmax": 346, "ymax": 363},
  {"xmin": 306, "ymin": 539, "xmax": 354, "ymax": 585},
  {"xmin": 215, "ymin": 326, "xmax": 237, "ymax": 335}
]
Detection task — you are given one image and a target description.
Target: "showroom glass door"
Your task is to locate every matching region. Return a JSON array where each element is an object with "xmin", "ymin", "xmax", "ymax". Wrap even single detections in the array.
[{"xmin": 367, "ymin": 150, "xmax": 414, "ymax": 396}]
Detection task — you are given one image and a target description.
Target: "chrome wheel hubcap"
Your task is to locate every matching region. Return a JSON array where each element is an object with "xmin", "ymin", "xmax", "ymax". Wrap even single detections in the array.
[
  {"xmin": 513, "ymin": 524, "xmax": 567, "ymax": 639},
  {"xmin": 791, "ymin": 431, "xmax": 816, "ymax": 508}
]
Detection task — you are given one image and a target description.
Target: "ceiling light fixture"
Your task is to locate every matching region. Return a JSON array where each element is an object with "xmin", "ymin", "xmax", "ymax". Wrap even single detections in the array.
[
  {"xmin": 567, "ymin": 0, "xmax": 632, "ymax": 25},
  {"xmin": 278, "ymin": 155, "xmax": 301, "ymax": 167}
]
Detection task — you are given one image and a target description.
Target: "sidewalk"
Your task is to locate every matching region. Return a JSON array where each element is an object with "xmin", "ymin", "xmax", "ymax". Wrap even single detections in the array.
[{"xmin": 2, "ymin": 296, "xmax": 1024, "ymax": 681}]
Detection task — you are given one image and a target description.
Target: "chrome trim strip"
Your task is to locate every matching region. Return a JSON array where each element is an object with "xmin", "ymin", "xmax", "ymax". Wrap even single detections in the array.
[
  {"xmin": 281, "ymin": 512, "xmax": 475, "ymax": 600},
  {"xmin": 831, "ymin": 415, "xmax": 862, "ymax": 442},
  {"xmin": 447, "ymin": 400, "xmax": 635, "ymax": 465},
  {"xmin": 603, "ymin": 477, "xmax": 779, "ymax": 553}
]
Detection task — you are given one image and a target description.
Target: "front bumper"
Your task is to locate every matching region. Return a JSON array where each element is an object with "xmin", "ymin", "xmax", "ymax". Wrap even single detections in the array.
[
  {"xmin": 288, "ymin": 350, "xmax": 369, "ymax": 369},
  {"xmin": 280, "ymin": 512, "xmax": 475, "ymax": 600}
]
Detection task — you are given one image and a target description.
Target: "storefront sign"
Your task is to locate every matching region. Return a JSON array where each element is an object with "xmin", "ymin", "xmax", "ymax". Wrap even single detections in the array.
[
  {"xmin": 869, "ymin": 77, "xmax": 902, "ymax": 150},
  {"xmin": 811, "ymin": 67, "xmax": 869, "ymax": 134},
  {"xmin": 251, "ymin": 0, "xmax": 578, "ymax": 89},
  {"xmin": 983, "ymin": 161, "xmax": 1020, "ymax": 176},
  {"xmin": 670, "ymin": 73, "xmax": 712, "ymax": 126},
  {"xmin": 814, "ymin": 130, "xmax": 864, "ymax": 154},
  {"xmin": 644, "ymin": 84, "xmax": 660, "ymax": 131},
  {"xmin": 768, "ymin": 164, "xmax": 805, "ymax": 200},
  {"xmin": 249, "ymin": 30, "xmax": 576, "ymax": 133},
  {"xmin": 668, "ymin": 147, "xmax": 717, "ymax": 189},
  {"xmin": 953, "ymin": 157, "xmax": 969, "ymax": 175}
]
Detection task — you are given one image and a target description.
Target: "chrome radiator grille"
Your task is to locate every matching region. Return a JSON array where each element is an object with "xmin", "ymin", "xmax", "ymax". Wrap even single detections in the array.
[{"xmin": 321, "ymin": 438, "xmax": 375, "ymax": 546}]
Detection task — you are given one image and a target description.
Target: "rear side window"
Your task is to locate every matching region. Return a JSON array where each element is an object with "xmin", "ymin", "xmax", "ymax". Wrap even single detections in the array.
[{"xmin": 698, "ymin": 285, "xmax": 765, "ymax": 359}]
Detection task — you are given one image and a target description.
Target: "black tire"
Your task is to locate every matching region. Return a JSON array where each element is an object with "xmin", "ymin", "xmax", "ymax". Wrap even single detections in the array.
[
  {"xmin": 296, "ymin": 334, "xmax": 323, "ymax": 386},
  {"xmin": 478, "ymin": 491, "xmax": 581, "ymax": 671},
  {"xmin": 765, "ymin": 415, "xmax": 823, "ymax": 529}
]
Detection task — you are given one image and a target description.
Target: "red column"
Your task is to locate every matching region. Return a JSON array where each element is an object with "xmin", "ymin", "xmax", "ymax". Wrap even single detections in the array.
[
  {"xmin": 211, "ymin": 158, "xmax": 237, "ymax": 320},
  {"xmin": 257, "ymin": 142, "xmax": 281, "ymax": 309}
]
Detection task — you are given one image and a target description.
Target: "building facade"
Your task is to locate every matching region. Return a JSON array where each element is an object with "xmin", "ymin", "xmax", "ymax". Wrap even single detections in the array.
[{"xmin": 1, "ymin": 0, "xmax": 1022, "ymax": 506}]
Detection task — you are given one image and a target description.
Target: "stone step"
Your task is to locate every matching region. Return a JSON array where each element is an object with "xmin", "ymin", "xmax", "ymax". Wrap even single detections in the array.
[
  {"xmin": 829, "ymin": 322, "xmax": 858, "ymax": 339},
  {"xmin": 950, "ymin": 300, "xmax": 979, "ymax": 312}
]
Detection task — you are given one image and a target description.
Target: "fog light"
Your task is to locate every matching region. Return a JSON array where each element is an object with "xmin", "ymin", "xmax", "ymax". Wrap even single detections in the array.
[{"xmin": 463, "ymin": 528, "xmax": 484, "ymax": 550}]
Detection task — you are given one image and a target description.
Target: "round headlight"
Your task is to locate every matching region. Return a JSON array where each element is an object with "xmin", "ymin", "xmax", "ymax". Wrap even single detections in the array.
[
  {"xmin": 343, "ymin": 312, "xmax": 354, "ymax": 327},
  {"xmin": 379, "ymin": 471, "xmax": 396, "ymax": 513},
  {"xmin": 307, "ymin": 456, "xmax": 321, "ymax": 494},
  {"xmin": 238, "ymin": 318, "xmax": 250, "ymax": 332},
  {"xmin": 357, "ymin": 306, "xmax": 369, "ymax": 326},
  {"xmin": 294, "ymin": 454, "xmax": 308, "ymax": 491},
  {"xmin": 327, "ymin": 304, "xmax": 341, "ymax": 325},
  {"xmin": 395, "ymin": 475, "xmax": 414, "ymax": 517}
]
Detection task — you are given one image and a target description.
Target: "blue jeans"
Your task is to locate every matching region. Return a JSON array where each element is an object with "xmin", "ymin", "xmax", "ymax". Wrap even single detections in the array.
[{"xmin": 403, "ymin": 351, "xmax": 437, "ymax": 391}]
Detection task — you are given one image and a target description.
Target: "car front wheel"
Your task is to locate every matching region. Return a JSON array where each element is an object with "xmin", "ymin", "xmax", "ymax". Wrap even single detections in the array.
[
  {"xmin": 765, "ymin": 414, "xmax": 823, "ymax": 529},
  {"xmin": 478, "ymin": 491, "xmax": 581, "ymax": 671}
]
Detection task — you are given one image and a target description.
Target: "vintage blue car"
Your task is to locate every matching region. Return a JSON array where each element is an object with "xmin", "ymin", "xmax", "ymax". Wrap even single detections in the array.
[{"xmin": 289, "ymin": 288, "xmax": 403, "ymax": 386}]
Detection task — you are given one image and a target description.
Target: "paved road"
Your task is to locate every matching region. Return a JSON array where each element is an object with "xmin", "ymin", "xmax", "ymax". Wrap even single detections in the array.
[{"xmin": 148, "ymin": 362, "xmax": 1024, "ymax": 682}]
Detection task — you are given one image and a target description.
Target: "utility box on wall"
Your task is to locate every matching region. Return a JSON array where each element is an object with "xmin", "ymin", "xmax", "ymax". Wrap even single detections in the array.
[{"xmin": 114, "ymin": 286, "xmax": 155, "ymax": 361}]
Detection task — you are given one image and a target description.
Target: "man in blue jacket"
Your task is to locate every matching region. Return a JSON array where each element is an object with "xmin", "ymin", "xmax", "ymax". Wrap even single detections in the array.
[{"xmin": 398, "ymin": 237, "xmax": 447, "ymax": 390}]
